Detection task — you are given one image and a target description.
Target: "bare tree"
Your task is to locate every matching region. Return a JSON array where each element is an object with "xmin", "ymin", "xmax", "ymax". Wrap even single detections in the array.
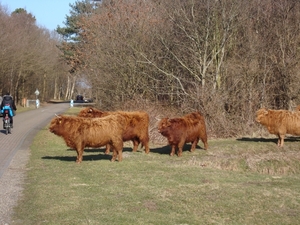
[{"xmin": 0, "ymin": 5, "xmax": 69, "ymax": 102}]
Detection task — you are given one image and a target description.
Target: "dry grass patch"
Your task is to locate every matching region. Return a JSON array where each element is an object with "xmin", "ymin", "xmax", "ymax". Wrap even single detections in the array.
[{"xmin": 194, "ymin": 137, "xmax": 300, "ymax": 175}]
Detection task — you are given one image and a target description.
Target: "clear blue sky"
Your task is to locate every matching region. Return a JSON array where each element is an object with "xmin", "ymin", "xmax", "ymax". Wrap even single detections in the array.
[{"xmin": 0, "ymin": 0, "xmax": 77, "ymax": 31}]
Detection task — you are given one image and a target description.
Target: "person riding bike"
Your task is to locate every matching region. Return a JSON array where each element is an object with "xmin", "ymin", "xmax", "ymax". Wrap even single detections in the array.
[{"xmin": 0, "ymin": 92, "xmax": 17, "ymax": 128}]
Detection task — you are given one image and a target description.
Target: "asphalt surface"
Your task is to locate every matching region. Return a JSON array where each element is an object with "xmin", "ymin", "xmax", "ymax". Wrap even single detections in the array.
[{"xmin": 0, "ymin": 103, "xmax": 70, "ymax": 225}]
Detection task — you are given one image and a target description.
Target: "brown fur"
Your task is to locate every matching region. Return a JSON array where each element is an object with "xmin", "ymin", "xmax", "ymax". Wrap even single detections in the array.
[
  {"xmin": 78, "ymin": 107, "xmax": 150, "ymax": 154},
  {"xmin": 158, "ymin": 112, "xmax": 208, "ymax": 156},
  {"xmin": 49, "ymin": 114, "xmax": 126, "ymax": 163},
  {"xmin": 255, "ymin": 108, "xmax": 300, "ymax": 147}
]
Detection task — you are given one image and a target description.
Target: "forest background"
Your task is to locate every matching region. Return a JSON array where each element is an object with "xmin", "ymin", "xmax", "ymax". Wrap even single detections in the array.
[{"xmin": 1, "ymin": 0, "xmax": 300, "ymax": 139}]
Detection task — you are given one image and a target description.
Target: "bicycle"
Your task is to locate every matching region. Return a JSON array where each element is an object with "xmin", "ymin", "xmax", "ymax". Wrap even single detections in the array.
[{"xmin": 3, "ymin": 109, "xmax": 11, "ymax": 135}]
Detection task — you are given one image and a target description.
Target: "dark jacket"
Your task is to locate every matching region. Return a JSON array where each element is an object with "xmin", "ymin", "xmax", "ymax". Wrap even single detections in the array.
[{"xmin": 0, "ymin": 95, "xmax": 17, "ymax": 111}]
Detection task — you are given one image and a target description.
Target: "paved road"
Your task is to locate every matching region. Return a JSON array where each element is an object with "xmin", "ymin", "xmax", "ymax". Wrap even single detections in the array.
[{"xmin": 0, "ymin": 103, "xmax": 70, "ymax": 225}]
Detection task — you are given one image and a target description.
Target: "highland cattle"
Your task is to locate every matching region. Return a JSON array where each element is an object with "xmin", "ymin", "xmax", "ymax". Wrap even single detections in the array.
[
  {"xmin": 255, "ymin": 108, "xmax": 300, "ymax": 147},
  {"xmin": 78, "ymin": 107, "xmax": 150, "ymax": 154},
  {"xmin": 49, "ymin": 114, "xmax": 126, "ymax": 163},
  {"xmin": 158, "ymin": 112, "xmax": 208, "ymax": 156}
]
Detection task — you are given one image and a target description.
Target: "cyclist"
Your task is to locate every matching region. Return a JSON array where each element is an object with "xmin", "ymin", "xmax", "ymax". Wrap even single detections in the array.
[{"xmin": 0, "ymin": 92, "xmax": 17, "ymax": 128}]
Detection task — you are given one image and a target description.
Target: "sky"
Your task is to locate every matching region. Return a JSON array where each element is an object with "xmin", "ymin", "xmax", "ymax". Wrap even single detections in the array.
[{"xmin": 0, "ymin": 0, "xmax": 78, "ymax": 31}]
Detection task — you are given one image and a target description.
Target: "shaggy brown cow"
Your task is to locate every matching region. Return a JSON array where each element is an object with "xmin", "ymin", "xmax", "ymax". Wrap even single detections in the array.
[
  {"xmin": 255, "ymin": 108, "xmax": 300, "ymax": 147},
  {"xmin": 78, "ymin": 107, "xmax": 150, "ymax": 154},
  {"xmin": 49, "ymin": 114, "xmax": 126, "ymax": 163},
  {"xmin": 158, "ymin": 112, "xmax": 208, "ymax": 156}
]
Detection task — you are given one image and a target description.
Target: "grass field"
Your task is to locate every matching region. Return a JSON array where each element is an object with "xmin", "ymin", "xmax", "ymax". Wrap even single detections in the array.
[{"xmin": 12, "ymin": 108, "xmax": 300, "ymax": 225}]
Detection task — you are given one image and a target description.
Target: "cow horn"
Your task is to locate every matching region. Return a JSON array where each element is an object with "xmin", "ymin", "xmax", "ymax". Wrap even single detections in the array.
[
  {"xmin": 55, "ymin": 114, "xmax": 61, "ymax": 118},
  {"xmin": 155, "ymin": 116, "xmax": 161, "ymax": 121}
]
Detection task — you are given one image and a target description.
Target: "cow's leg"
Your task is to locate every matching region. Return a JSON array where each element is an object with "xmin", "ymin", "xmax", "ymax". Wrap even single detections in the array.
[
  {"xmin": 141, "ymin": 135, "xmax": 150, "ymax": 154},
  {"xmin": 177, "ymin": 143, "xmax": 184, "ymax": 157},
  {"xmin": 143, "ymin": 141, "xmax": 150, "ymax": 154},
  {"xmin": 75, "ymin": 150, "xmax": 80, "ymax": 163},
  {"xmin": 117, "ymin": 147, "xmax": 123, "ymax": 162},
  {"xmin": 137, "ymin": 138, "xmax": 149, "ymax": 154},
  {"xmin": 177, "ymin": 139, "xmax": 186, "ymax": 156},
  {"xmin": 111, "ymin": 148, "xmax": 117, "ymax": 162},
  {"xmin": 177, "ymin": 147, "xmax": 183, "ymax": 157},
  {"xmin": 76, "ymin": 146, "xmax": 84, "ymax": 163},
  {"xmin": 111, "ymin": 138, "xmax": 123, "ymax": 162},
  {"xmin": 105, "ymin": 144, "xmax": 111, "ymax": 154},
  {"xmin": 116, "ymin": 140, "xmax": 123, "ymax": 162},
  {"xmin": 111, "ymin": 140, "xmax": 123, "ymax": 162},
  {"xmin": 170, "ymin": 145, "xmax": 176, "ymax": 156},
  {"xmin": 142, "ymin": 138, "xmax": 150, "ymax": 154},
  {"xmin": 201, "ymin": 137, "xmax": 208, "ymax": 150},
  {"xmin": 277, "ymin": 136, "xmax": 281, "ymax": 147},
  {"xmin": 278, "ymin": 134, "xmax": 285, "ymax": 147},
  {"xmin": 132, "ymin": 139, "xmax": 139, "ymax": 152},
  {"xmin": 190, "ymin": 139, "xmax": 199, "ymax": 152}
]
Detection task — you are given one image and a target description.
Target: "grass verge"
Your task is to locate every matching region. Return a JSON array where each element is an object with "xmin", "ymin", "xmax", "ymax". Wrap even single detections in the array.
[{"xmin": 11, "ymin": 109, "xmax": 300, "ymax": 225}]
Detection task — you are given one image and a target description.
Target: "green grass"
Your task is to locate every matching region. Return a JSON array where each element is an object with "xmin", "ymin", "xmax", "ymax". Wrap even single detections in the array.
[{"xmin": 11, "ymin": 109, "xmax": 300, "ymax": 225}]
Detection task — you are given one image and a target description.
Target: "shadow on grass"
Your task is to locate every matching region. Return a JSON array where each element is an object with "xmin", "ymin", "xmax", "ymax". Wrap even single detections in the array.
[
  {"xmin": 236, "ymin": 136, "xmax": 300, "ymax": 144},
  {"xmin": 42, "ymin": 154, "xmax": 112, "ymax": 162},
  {"xmin": 82, "ymin": 147, "xmax": 134, "ymax": 153},
  {"xmin": 150, "ymin": 144, "xmax": 206, "ymax": 155},
  {"xmin": 42, "ymin": 147, "xmax": 134, "ymax": 162}
]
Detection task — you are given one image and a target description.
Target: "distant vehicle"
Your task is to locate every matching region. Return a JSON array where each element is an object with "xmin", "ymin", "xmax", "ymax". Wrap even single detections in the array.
[
  {"xmin": 76, "ymin": 95, "xmax": 84, "ymax": 100},
  {"xmin": 74, "ymin": 95, "xmax": 93, "ymax": 103},
  {"xmin": 74, "ymin": 95, "xmax": 84, "ymax": 103},
  {"xmin": 83, "ymin": 98, "xmax": 93, "ymax": 103}
]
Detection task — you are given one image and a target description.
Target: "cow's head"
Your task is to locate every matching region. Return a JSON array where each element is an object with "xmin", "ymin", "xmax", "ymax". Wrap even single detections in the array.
[
  {"xmin": 49, "ymin": 115, "xmax": 64, "ymax": 134},
  {"xmin": 85, "ymin": 107, "xmax": 97, "ymax": 117},
  {"xmin": 78, "ymin": 107, "xmax": 105, "ymax": 118},
  {"xmin": 78, "ymin": 107, "xmax": 93, "ymax": 117},
  {"xmin": 87, "ymin": 107, "xmax": 94, "ymax": 113},
  {"xmin": 158, "ymin": 118, "xmax": 172, "ymax": 133},
  {"xmin": 255, "ymin": 108, "xmax": 269, "ymax": 123}
]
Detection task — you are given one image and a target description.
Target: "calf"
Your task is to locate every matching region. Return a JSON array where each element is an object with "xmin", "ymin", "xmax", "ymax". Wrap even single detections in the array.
[{"xmin": 158, "ymin": 112, "xmax": 208, "ymax": 156}]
